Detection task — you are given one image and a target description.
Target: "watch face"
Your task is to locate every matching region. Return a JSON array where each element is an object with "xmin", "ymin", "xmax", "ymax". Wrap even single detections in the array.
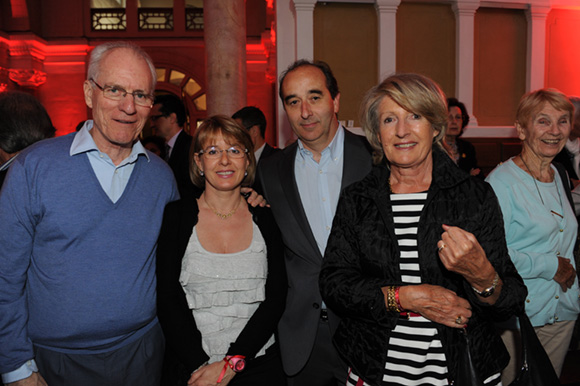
[
  {"xmin": 479, "ymin": 288, "xmax": 494, "ymax": 298},
  {"xmin": 233, "ymin": 359, "xmax": 245, "ymax": 371}
]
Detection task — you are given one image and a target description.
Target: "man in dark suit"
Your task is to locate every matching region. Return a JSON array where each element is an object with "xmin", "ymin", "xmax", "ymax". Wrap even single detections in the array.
[
  {"xmin": 232, "ymin": 106, "xmax": 279, "ymax": 163},
  {"xmin": 257, "ymin": 60, "xmax": 373, "ymax": 386},
  {"xmin": 150, "ymin": 94, "xmax": 199, "ymax": 198}
]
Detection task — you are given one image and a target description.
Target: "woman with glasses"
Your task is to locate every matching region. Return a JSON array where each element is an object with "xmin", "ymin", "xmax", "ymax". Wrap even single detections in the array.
[
  {"xmin": 156, "ymin": 115, "xmax": 287, "ymax": 386},
  {"xmin": 446, "ymin": 97, "xmax": 481, "ymax": 177}
]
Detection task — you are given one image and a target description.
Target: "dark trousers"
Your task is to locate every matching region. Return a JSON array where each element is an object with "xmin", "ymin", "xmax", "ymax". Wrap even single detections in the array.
[
  {"xmin": 286, "ymin": 319, "xmax": 347, "ymax": 386},
  {"xmin": 35, "ymin": 322, "xmax": 164, "ymax": 386}
]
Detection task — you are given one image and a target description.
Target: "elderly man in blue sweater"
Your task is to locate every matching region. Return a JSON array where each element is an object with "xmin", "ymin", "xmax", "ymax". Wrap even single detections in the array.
[{"xmin": 0, "ymin": 42, "xmax": 179, "ymax": 386}]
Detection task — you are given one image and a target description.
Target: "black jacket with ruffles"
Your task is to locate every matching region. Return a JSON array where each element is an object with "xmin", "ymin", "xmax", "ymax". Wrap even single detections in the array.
[{"xmin": 320, "ymin": 146, "xmax": 527, "ymax": 386}]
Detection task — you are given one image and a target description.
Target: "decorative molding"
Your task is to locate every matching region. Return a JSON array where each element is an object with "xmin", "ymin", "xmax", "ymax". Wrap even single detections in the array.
[
  {"xmin": 8, "ymin": 69, "xmax": 47, "ymax": 87},
  {"xmin": 9, "ymin": 42, "xmax": 45, "ymax": 62},
  {"xmin": 375, "ymin": 0, "xmax": 401, "ymax": 12}
]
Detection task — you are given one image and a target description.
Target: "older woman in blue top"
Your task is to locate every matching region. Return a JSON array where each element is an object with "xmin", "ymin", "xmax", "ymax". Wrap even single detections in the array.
[{"xmin": 486, "ymin": 88, "xmax": 579, "ymax": 383}]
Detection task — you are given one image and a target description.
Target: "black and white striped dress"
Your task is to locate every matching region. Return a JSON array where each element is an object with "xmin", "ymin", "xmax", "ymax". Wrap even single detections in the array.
[{"xmin": 346, "ymin": 192, "xmax": 501, "ymax": 386}]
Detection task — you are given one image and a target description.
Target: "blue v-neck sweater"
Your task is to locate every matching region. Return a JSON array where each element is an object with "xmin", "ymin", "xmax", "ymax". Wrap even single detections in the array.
[{"xmin": 0, "ymin": 133, "xmax": 178, "ymax": 372}]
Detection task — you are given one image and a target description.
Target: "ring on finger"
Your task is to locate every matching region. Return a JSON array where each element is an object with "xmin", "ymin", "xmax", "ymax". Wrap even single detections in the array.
[
  {"xmin": 455, "ymin": 315, "xmax": 462, "ymax": 325},
  {"xmin": 438, "ymin": 244, "xmax": 446, "ymax": 252}
]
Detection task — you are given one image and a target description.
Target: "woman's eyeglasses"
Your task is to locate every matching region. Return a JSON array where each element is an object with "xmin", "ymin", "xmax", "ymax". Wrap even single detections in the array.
[{"xmin": 198, "ymin": 146, "xmax": 248, "ymax": 159}]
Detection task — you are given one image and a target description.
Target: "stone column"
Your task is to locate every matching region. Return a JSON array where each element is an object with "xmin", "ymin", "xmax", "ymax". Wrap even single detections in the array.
[
  {"xmin": 276, "ymin": 0, "xmax": 296, "ymax": 147},
  {"xmin": 204, "ymin": 0, "xmax": 246, "ymax": 116},
  {"xmin": 526, "ymin": 4, "xmax": 550, "ymax": 92},
  {"xmin": 293, "ymin": 0, "xmax": 317, "ymax": 60},
  {"xmin": 452, "ymin": 0, "xmax": 480, "ymax": 126},
  {"xmin": 375, "ymin": 0, "xmax": 400, "ymax": 80}
]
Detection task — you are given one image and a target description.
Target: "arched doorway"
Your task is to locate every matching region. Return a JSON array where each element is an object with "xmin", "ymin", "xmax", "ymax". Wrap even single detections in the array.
[{"xmin": 144, "ymin": 66, "xmax": 206, "ymax": 137}]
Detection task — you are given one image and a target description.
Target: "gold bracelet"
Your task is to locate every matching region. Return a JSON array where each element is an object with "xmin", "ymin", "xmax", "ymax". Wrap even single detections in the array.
[{"xmin": 386, "ymin": 286, "xmax": 402, "ymax": 312}]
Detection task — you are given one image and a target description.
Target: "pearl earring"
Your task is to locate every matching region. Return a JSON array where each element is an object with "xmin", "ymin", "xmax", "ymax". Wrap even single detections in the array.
[{"xmin": 201, "ymin": 170, "xmax": 204, "ymax": 176}]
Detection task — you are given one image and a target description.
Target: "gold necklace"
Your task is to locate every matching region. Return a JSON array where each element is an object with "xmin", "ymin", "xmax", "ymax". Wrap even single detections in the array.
[{"xmin": 203, "ymin": 195, "xmax": 241, "ymax": 220}]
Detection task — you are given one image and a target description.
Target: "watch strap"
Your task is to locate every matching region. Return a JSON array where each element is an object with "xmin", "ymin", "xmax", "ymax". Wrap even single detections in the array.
[{"xmin": 471, "ymin": 272, "xmax": 499, "ymax": 297}]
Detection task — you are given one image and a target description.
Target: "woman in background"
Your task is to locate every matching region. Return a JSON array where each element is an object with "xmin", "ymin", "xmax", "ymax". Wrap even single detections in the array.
[
  {"xmin": 157, "ymin": 115, "xmax": 286, "ymax": 386},
  {"xmin": 446, "ymin": 97, "xmax": 481, "ymax": 176},
  {"xmin": 486, "ymin": 88, "xmax": 579, "ymax": 384}
]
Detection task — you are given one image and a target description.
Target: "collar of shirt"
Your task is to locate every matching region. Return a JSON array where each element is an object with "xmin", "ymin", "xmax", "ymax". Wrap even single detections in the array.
[
  {"xmin": 0, "ymin": 153, "xmax": 17, "ymax": 172},
  {"xmin": 167, "ymin": 129, "xmax": 182, "ymax": 148},
  {"xmin": 296, "ymin": 125, "xmax": 345, "ymax": 164},
  {"xmin": 254, "ymin": 142, "xmax": 266, "ymax": 163},
  {"xmin": 70, "ymin": 120, "xmax": 149, "ymax": 165}
]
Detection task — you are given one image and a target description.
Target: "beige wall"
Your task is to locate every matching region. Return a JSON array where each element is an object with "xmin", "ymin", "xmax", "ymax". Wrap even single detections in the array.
[
  {"xmin": 314, "ymin": 2, "xmax": 378, "ymax": 127},
  {"xmin": 396, "ymin": 2, "xmax": 456, "ymax": 99},
  {"xmin": 474, "ymin": 8, "xmax": 527, "ymax": 126}
]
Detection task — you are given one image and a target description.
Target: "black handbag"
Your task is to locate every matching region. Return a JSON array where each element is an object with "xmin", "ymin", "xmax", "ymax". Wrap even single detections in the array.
[
  {"xmin": 509, "ymin": 313, "xmax": 561, "ymax": 386},
  {"xmin": 455, "ymin": 328, "xmax": 485, "ymax": 386}
]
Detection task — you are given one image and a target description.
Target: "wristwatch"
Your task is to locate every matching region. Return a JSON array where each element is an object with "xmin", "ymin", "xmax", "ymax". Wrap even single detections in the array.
[
  {"xmin": 225, "ymin": 355, "xmax": 246, "ymax": 373},
  {"xmin": 471, "ymin": 272, "xmax": 500, "ymax": 298}
]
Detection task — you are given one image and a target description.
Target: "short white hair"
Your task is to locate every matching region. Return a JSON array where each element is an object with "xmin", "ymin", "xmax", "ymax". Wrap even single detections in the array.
[{"xmin": 87, "ymin": 41, "xmax": 157, "ymax": 91}]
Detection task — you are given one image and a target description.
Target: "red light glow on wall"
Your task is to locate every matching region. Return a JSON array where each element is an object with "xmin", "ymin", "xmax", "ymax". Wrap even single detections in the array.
[{"xmin": 546, "ymin": 9, "xmax": 580, "ymax": 96}]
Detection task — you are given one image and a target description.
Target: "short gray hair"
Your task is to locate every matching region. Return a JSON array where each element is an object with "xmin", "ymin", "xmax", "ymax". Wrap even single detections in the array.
[{"xmin": 87, "ymin": 41, "xmax": 157, "ymax": 91}]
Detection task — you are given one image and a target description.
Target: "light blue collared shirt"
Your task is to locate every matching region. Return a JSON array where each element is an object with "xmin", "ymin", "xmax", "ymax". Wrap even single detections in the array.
[
  {"xmin": 2, "ymin": 120, "xmax": 150, "ymax": 384},
  {"xmin": 294, "ymin": 126, "xmax": 345, "ymax": 256},
  {"xmin": 72, "ymin": 121, "xmax": 149, "ymax": 203}
]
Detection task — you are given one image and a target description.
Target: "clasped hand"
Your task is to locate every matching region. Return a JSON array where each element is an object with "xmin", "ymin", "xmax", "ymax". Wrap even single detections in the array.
[
  {"xmin": 399, "ymin": 284, "xmax": 472, "ymax": 328},
  {"xmin": 554, "ymin": 256, "xmax": 576, "ymax": 292},
  {"xmin": 437, "ymin": 224, "xmax": 490, "ymax": 283},
  {"xmin": 188, "ymin": 361, "xmax": 235, "ymax": 386}
]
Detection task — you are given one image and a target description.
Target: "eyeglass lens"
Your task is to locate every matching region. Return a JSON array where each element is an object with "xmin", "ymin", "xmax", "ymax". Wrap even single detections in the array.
[{"xmin": 201, "ymin": 146, "xmax": 246, "ymax": 159}]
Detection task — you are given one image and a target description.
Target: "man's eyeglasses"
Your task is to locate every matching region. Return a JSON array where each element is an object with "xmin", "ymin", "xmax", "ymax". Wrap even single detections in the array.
[
  {"xmin": 197, "ymin": 146, "xmax": 248, "ymax": 159},
  {"xmin": 90, "ymin": 79, "xmax": 154, "ymax": 108}
]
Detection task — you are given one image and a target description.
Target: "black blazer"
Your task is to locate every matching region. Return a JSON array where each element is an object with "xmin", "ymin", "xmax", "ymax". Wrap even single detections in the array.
[
  {"xmin": 259, "ymin": 143, "xmax": 279, "ymax": 161},
  {"xmin": 256, "ymin": 129, "xmax": 373, "ymax": 375},
  {"xmin": 253, "ymin": 143, "xmax": 280, "ymax": 191},
  {"xmin": 156, "ymin": 197, "xmax": 287, "ymax": 382},
  {"xmin": 554, "ymin": 147, "xmax": 579, "ymax": 181},
  {"xmin": 456, "ymin": 138, "xmax": 479, "ymax": 175},
  {"xmin": 168, "ymin": 130, "xmax": 200, "ymax": 198}
]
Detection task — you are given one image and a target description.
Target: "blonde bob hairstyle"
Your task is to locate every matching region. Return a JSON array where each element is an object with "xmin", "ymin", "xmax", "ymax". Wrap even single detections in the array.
[
  {"xmin": 515, "ymin": 88, "xmax": 574, "ymax": 131},
  {"xmin": 189, "ymin": 115, "xmax": 256, "ymax": 188},
  {"xmin": 360, "ymin": 73, "xmax": 448, "ymax": 164}
]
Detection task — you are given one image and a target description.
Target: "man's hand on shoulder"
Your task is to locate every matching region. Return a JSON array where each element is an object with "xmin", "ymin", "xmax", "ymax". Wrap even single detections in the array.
[
  {"xmin": 7, "ymin": 372, "xmax": 47, "ymax": 386},
  {"xmin": 240, "ymin": 187, "xmax": 267, "ymax": 207}
]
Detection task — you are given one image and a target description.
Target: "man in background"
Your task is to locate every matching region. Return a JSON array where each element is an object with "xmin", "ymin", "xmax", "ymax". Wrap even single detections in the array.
[
  {"xmin": 0, "ymin": 91, "xmax": 55, "ymax": 188},
  {"xmin": 150, "ymin": 93, "xmax": 198, "ymax": 197},
  {"xmin": 233, "ymin": 106, "xmax": 279, "ymax": 163}
]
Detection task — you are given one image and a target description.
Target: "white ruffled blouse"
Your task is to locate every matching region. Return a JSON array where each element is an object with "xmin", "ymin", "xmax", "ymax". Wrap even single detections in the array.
[{"xmin": 179, "ymin": 222, "xmax": 275, "ymax": 363}]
